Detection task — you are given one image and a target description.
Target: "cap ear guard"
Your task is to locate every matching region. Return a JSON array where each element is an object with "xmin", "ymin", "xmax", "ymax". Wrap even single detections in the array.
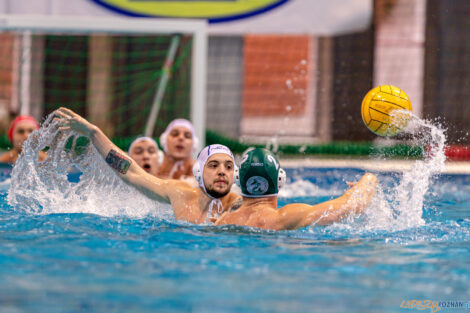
[
  {"xmin": 234, "ymin": 165, "xmax": 240, "ymax": 187},
  {"xmin": 278, "ymin": 168, "xmax": 286, "ymax": 190},
  {"xmin": 191, "ymin": 136, "xmax": 200, "ymax": 154},
  {"xmin": 158, "ymin": 150, "xmax": 164, "ymax": 165},
  {"xmin": 192, "ymin": 161, "xmax": 203, "ymax": 187},
  {"xmin": 159, "ymin": 132, "xmax": 168, "ymax": 154}
]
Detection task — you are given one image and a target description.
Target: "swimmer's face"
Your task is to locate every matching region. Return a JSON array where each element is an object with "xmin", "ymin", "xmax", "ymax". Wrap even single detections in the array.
[
  {"xmin": 203, "ymin": 153, "xmax": 234, "ymax": 198},
  {"xmin": 129, "ymin": 140, "xmax": 159, "ymax": 176},
  {"xmin": 12, "ymin": 120, "xmax": 37, "ymax": 152},
  {"xmin": 166, "ymin": 126, "xmax": 193, "ymax": 160}
]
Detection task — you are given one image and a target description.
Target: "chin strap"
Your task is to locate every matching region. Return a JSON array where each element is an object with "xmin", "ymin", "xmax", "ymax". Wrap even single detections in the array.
[
  {"xmin": 168, "ymin": 160, "xmax": 184, "ymax": 178},
  {"xmin": 205, "ymin": 198, "xmax": 223, "ymax": 223}
]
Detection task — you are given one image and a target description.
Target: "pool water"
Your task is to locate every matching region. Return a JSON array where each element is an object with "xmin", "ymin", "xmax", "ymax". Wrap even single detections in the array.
[
  {"xmin": 2, "ymin": 113, "xmax": 469, "ymax": 313},
  {"xmin": 1, "ymin": 165, "xmax": 470, "ymax": 313}
]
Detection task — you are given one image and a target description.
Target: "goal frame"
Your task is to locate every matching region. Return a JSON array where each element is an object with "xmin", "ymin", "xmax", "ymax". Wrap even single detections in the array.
[{"xmin": 0, "ymin": 14, "xmax": 208, "ymax": 148}]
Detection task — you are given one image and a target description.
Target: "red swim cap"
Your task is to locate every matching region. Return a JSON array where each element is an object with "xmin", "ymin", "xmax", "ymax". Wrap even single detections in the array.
[{"xmin": 8, "ymin": 115, "xmax": 40, "ymax": 143}]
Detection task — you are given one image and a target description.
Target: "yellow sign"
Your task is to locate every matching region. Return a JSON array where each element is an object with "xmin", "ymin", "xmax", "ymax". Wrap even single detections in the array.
[{"xmin": 91, "ymin": 0, "xmax": 289, "ymax": 22}]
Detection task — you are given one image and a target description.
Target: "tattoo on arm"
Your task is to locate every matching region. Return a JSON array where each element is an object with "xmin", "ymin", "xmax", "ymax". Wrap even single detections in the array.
[
  {"xmin": 105, "ymin": 149, "xmax": 131, "ymax": 174},
  {"xmin": 230, "ymin": 199, "xmax": 243, "ymax": 212}
]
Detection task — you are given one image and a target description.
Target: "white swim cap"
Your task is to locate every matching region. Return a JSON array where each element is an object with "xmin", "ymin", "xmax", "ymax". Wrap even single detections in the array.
[
  {"xmin": 128, "ymin": 136, "xmax": 159, "ymax": 154},
  {"xmin": 192, "ymin": 144, "xmax": 235, "ymax": 197},
  {"xmin": 159, "ymin": 119, "xmax": 199, "ymax": 154},
  {"xmin": 128, "ymin": 137, "xmax": 163, "ymax": 164}
]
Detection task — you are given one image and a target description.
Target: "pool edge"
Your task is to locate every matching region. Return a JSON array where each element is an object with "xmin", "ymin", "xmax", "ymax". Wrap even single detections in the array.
[{"xmin": 280, "ymin": 158, "xmax": 470, "ymax": 174}]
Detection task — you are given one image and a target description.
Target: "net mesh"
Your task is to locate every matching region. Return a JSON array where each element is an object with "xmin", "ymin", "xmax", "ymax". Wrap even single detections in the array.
[
  {"xmin": 0, "ymin": 31, "xmax": 193, "ymax": 142},
  {"xmin": 1, "ymin": 0, "xmax": 469, "ymax": 159}
]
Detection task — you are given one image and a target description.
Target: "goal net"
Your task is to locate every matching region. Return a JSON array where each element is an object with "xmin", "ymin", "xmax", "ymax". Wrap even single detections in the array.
[
  {"xmin": 0, "ymin": 15, "xmax": 207, "ymax": 149},
  {"xmin": 2, "ymin": 0, "xmax": 468, "ymax": 160}
]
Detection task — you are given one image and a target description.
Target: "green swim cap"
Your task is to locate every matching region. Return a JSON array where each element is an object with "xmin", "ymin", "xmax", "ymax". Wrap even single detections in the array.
[{"xmin": 237, "ymin": 148, "xmax": 285, "ymax": 197}]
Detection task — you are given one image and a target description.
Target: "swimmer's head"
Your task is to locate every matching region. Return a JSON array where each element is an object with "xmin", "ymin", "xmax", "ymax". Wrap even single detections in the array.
[
  {"xmin": 193, "ymin": 144, "xmax": 235, "ymax": 199},
  {"xmin": 235, "ymin": 148, "xmax": 286, "ymax": 197},
  {"xmin": 8, "ymin": 115, "xmax": 40, "ymax": 151},
  {"xmin": 128, "ymin": 137, "xmax": 161, "ymax": 176},
  {"xmin": 159, "ymin": 119, "xmax": 199, "ymax": 160}
]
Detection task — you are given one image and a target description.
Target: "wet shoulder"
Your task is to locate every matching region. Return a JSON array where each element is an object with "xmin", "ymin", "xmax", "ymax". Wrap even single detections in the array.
[
  {"xmin": 227, "ymin": 192, "xmax": 243, "ymax": 212},
  {"xmin": 162, "ymin": 178, "xmax": 197, "ymax": 200},
  {"xmin": 278, "ymin": 202, "xmax": 313, "ymax": 212}
]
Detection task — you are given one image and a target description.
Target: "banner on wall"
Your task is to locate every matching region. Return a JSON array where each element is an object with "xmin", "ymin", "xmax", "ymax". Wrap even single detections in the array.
[
  {"xmin": 90, "ymin": 0, "xmax": 289, "ymax": 23},
  {"xmin": 0, "ymin": 0, "xmax": 372, "ymax": 35}
]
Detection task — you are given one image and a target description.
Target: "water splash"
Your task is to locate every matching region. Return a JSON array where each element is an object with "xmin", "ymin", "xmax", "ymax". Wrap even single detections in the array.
[
  {"xmin": 279, "ymin": 180, "xmax": 344, "ymax": 198},
  {"xmin": 364, "ymin": 111, "xmax": 447, "ymax": 230},
  {"xmin": 7, "ymin": 114, "xmax": 172, "ymax": 218},
  {"xmin": 6, "ymin": 110, "xmax": 447, "ymax": 231}
]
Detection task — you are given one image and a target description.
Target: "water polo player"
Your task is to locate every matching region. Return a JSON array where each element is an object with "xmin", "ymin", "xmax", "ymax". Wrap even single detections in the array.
[
  {"xmin": 215, "ymin": 148, "xmax": 378, "ymax": 230},
  {"xmin": 54, "ymin": 107, "xmax": 240, "ymax": 223},
  {"xmin": 0, "ymin": 115, "xmax": 47, "ymax": 164},
  {"xmin": 128, "ymin": 136, "xmax": 161, "ymax": 177},
  {"xmin": 157, "ymin": 119, "xmax": 197, "ymax": 180}
]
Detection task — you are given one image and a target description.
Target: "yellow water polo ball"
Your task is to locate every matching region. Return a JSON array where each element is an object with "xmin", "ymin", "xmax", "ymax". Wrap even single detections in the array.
[{"xmin": 361, "ymin": 85, "xmax": 413, "ymax": 136}]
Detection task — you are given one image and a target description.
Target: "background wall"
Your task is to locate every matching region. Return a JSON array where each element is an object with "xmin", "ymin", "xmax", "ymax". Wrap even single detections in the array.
[{"xmin": 0, "ymin": 0, "xmax": 469, "ymax": 147}]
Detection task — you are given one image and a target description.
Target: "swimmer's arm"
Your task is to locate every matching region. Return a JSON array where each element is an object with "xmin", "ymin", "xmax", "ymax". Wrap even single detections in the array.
[
  {"xmin": 55, "ymin": 107, "xmax": 175, "ymax": 203},
  {"xmin": 89, "ymin": 127, "xmax": 178, "ymax": 203},
  {"xmin": 273, "ymin": 173, "xmax": 377, "ymax": 229},
  {"xmin": 274, "ymin": 201, "xmax": 349, "ymax": 230}
]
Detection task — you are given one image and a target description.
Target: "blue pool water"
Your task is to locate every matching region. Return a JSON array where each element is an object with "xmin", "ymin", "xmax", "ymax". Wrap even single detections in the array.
[
  {"xmin": 2, "ymin": 113, "xmax": 470, "ymax": 313},
  {"xmin": 1, "ymin": 164, "xmax": 470, "ymax": 313}
]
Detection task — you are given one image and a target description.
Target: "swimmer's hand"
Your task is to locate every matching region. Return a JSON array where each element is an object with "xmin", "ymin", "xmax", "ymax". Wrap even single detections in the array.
[{"xmin": 54, "ymin": 107, "xmax": 96, "ymax": 137}]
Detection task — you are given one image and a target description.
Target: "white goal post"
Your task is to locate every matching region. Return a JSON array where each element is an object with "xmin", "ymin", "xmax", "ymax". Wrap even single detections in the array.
[{"xmin": 0, "ymin": 14, "xmax": 208, "ymax": 149}]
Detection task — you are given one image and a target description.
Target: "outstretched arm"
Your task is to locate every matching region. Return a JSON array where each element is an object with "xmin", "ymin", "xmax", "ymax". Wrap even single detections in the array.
[
  {"xmin": 54, "ymin": 107, "xmax": 177, "ymax": 203},
  {"xmin": 275, "ymin": 173, "xmax": 378, "ymax": 230}
]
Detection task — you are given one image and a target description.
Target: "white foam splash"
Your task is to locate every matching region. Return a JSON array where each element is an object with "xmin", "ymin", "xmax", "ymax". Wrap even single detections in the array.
[
  {"xmin": 0, "ymin": 178, "xmax": 11, "ymax": 192},
  {"xmin": 6, "ymin": 110, "xmax": 447, "ymax": 232},
  {"xmin": 279, "ymin": 179, "xmax": 343, "ymax": 198},
  {"xmin": 7, "ymin": 114, "xmax": 172, "ymax": 218},
  {"xmin": 363, "ymin": 111, "xmax": 447, "ymax": 230}
]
